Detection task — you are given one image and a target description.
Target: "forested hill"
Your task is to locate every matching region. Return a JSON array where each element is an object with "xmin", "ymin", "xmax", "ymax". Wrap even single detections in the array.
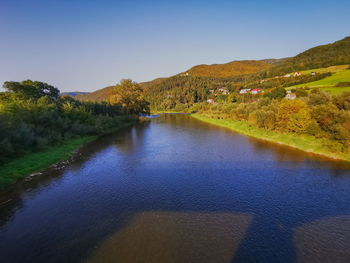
[
  {"xmin": 76, "ymin": 36, "xmax": 350, "ymax": 105},
  {"xmin": 267, "ymin": 36, "xmax": 350, "ymax": 76},
  {"xmin": 184, "ymin": 60, "xmax": 272, "ymax": 78}
]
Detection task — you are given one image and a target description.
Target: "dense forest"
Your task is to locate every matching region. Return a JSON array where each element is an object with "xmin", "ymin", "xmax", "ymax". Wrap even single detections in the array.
[{"xmin": 0, "ymin": 80, "xmax": 149, "ymax": 164}]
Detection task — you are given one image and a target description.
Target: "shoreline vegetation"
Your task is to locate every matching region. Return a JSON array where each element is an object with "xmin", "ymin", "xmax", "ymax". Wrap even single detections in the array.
[
  {"xmin": 0, "ymin": 136, "xmax": 96, "ymax": 190},
  {"xmin": 191, "ymin": 113, "xmax": 350, "ymax": 162},
  {"xmin": 0, "ymin": 79, "xmax": 149, "ymax": 190},
  {"xmin": 0, "ymin": 120, "xmax": 136, "ymax": 191}
]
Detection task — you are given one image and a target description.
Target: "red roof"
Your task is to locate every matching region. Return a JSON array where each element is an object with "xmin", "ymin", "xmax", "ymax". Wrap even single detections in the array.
[{"xmin": 251, "ymin": 88, "xmax": 262, "ymax": 91}]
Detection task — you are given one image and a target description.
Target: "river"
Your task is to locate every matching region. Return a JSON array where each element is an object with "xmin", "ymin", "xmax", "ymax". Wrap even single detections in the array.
[{"xmin": 0, "ymin": 114, "xmax": 350, "ymax": 263}]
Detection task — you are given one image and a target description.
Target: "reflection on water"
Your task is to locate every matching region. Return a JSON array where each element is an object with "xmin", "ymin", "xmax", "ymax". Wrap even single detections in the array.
[
  {"xmin": 86, "ymin": 212, "xmax": 253, "ymax": 263},
  {"xmin": 0, "ymin": 114, "xmax": 350, "ymax": 263},
  {"xmin": 295, "ymin": 216, "xmax": 350, "ymax": 263}
]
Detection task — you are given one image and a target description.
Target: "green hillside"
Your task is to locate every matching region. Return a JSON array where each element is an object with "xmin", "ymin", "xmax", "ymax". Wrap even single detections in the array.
[{"xmin": 288, "ymin": 65, "xmax": 350, "ymax": 94}]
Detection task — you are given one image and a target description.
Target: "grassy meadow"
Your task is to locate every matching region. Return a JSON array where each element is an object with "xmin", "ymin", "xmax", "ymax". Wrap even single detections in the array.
[{"xmin": 288, "ymin": 65, "xmax": 350, "ymax": 94}]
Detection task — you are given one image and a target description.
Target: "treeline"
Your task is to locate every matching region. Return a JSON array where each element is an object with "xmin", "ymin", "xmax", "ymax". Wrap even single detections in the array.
[
  {"xmin": 0, "ymin": 80, "xmax": 146, "ymax": 163},
  {"xmin": 190, "ymin": 90, "xmax": 350, "ymax": 152}
]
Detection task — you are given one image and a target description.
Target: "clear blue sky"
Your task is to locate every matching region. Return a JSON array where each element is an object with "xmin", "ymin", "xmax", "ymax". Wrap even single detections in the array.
[{"xmin": 1, "ymin": 0, "xmax": 349, "ymax": 92}]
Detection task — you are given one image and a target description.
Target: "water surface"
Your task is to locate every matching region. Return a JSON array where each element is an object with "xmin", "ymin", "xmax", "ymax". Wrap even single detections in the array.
[{"xmin": 1, "ymin": 114, "xmax": 350, "ymax": 263}]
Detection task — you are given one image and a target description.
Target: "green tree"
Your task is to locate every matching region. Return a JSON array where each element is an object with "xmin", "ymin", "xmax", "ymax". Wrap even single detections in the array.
[
  {"xmin": 276, "ymin": 100, "xmax": 312, "ymax": 133},
  {"xmin": 109, "ymin": 79, "xmax": 150, "ymax": 114}
]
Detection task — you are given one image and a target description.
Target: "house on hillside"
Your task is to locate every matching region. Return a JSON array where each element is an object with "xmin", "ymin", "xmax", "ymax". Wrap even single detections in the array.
[
  {"xmin": 251, "ymin": 88, "xmax": 263, "ymax": 94},
  {"xmin": 239, "ymin": 88, "xmax": 251, "ymax": 94},
  {"xmin": 284, "ymin": 74, "xmax": 291, "ymax": 78},
  {"xmin": 218, "ymin": 87, "xmax": 229, "ymax": 95},
  {"xmin": 311, "ymin": 72, "xmax": 317, "ymax": 76},
  {"xmin": 285, "ymin": 92, "xmax": 296, "ymax": 100},
  {"xmin": 293, "ymin": 72, "xmax": 301, "ymax": 77},
  {"xmin": 207, "ymin": 99, "xmax": 216, "ymax": 104}
]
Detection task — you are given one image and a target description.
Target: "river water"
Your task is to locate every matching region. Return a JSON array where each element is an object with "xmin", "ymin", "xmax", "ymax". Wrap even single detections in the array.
[{"xmin": 0, "ymin": 114, "xmax": 350, "ymax": 263}]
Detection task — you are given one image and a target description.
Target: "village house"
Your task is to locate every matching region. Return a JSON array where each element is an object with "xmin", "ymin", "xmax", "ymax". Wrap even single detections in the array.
[
  {"xmin": 293, "ymin": 72, "xmax": 301, "ymax": 77},
  {"xmin": 284, "ymin": 74, "xmax": 291, "ymax": 78},
  {"xmin": 239, "ymin": 88, "xmax": 251, "ymax": 94},
  {"xmin": 207, "ymin": 99, "xmax": 216, "ymax": 104},
  {"xmin": 218, "ymin": 87, "xmax": 230, "ymax": 95},
  {"xmin": 311, "ymin": 72, "xmax": 317, "ymax": 76},
  {"xmin": 285, "ymin": 92, "xmax": 297, "ymax": 100},
  {"xmin": 251, "ymin": 88, "xmax": 263, "ymax": 94},
  {"xmin": 209, "ymin": 89, "xmax": 215, "ymax": 93}
]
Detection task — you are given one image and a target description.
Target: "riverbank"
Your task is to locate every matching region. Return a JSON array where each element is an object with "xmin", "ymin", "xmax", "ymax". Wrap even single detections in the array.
[
  {"xmin": 0, "ymin": 136, "xmax": 96, "ymax": 190},
  {"xmin": 191, "ymin": 113, "xmax": 350, "ymax": 162},
  {"xmin": 0, "ymin": 119, "xmax": 138, "ymax": 190}
]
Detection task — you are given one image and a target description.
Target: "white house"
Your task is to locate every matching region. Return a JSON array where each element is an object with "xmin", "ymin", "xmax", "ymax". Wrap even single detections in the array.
[
  {"xmin": 285, "ymin": 93, "xmax": 296, "ymax": 100},
  {"xmin": 240, "ymin": 89, "xmax": 251, "ymax": 94}
]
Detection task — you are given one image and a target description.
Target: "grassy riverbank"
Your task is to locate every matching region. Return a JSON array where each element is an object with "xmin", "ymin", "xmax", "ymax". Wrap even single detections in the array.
[
  {"xmin": 0, "ymin": 116, "xmax": 138, "ymax": 190},
  {"xmin": 192, "ymin": 113, "xmax": 350, "ymax": 162},
  {"xmin": 0, "ymin": 136, "xmax": 97, "ymax": 190}
]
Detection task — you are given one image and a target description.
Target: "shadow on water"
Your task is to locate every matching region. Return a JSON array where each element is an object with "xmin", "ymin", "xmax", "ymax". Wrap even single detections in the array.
[{"xmin": 0, "ymin": 114, "xmax": 350, "ymax": 263}]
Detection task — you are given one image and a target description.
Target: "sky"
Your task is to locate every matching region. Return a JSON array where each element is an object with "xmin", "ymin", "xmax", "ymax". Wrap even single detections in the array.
[{"xmin": 0, "ymin": 0, "xmax": 349, "ymax": 92}]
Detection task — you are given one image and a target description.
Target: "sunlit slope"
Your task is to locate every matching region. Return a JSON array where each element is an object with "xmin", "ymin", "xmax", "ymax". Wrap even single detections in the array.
[{"xmin": 186, "ymin": 60, "xmax": 272, "ymax": 78}]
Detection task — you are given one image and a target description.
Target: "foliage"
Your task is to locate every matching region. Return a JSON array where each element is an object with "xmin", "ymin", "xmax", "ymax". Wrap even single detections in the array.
[
  {"xmin": 0, "ymin": 80, "xmax": 140, "ymax": 164},
  {"xmin": 109, "ymin": 79, "xmax": 150, "ymax": 114},
  {"xmin": 0, "ymin": 136, "xmax": 96, "ymax": 190},
  {"xmin": 265, "ymin": 87, "xmax": 287, "ymax": 99},
  {"xmin": 188, "ymin": 90, "xmax": 350, "ymax": 153}
]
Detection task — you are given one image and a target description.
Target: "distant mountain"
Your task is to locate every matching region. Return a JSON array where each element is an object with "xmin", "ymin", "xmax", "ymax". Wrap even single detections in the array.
[
  {"xmin": 61, "ymin": 91, "xmax": 90, "ymax": 97},
  {"xmin": 184, "ymin": 60, "xmax": 272, "ymax": 78},
  {"xmin": 76, "ymin": 78, "xmax": 167, "ymax": 102},
  {"xmin": 75, "ymin": 86, "xmax": 112, "ymax": 102}
]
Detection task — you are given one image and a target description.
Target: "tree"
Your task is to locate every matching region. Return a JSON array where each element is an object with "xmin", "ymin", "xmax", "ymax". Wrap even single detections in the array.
[
  {"xmin": 265, "ymin": 87, "xmax": 286, "ymax": 99},
  {"xmin": 308, "ymin": 89, "xmax": 331, "ymax": 106},
  {"xmin": 3, "ymin": 80, "xmax": 59, "ymax": 100},
  {"xmin": 276, "ymin": 100, "xmax": 312, "ymax": 133},
  {"xmin": 109, "ymin": 79, "xmax": 150, "ymax": 114}
]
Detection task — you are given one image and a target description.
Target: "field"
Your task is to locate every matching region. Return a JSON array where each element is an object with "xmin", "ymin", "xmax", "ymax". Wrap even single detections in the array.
[{"xmin": 287, "ymin": 65, "xmax": 350, "ymax": 94}]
